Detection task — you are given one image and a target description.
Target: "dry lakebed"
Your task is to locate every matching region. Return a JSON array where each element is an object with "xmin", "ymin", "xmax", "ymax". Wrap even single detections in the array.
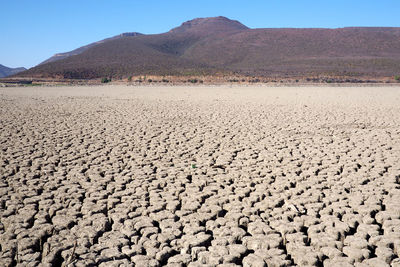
[{"xmin": 0, "ymin": 85, "xmax": 399, "ymax": 266}]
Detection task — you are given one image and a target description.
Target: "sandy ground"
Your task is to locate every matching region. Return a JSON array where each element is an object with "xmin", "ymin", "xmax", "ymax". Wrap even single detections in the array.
[{"xmin": 0, "ymin": 85, "xmax": 400, "ymax": 267}]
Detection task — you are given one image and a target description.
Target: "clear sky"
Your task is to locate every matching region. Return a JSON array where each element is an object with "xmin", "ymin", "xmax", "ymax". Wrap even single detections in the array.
[{"xmin": 2, "ymin": 0, "xmax": 400, "ymax": 68}]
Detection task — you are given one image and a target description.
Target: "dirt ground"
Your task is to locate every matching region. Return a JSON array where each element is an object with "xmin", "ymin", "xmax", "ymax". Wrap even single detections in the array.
[{"xmin": 1, "ymin": 85, "xmax": 399, "ymax": 266}]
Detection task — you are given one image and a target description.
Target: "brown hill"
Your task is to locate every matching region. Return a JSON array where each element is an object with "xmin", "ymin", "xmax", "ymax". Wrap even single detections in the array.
[
  {"xmin": 17, "ymin": 17, "xmax": 400, "ymax": 79},
  {"xmin": 39, "ymin": 32, "xmax": 143, "ymax": 65},
  {"xmin": 169, "ymin": 16, "xmax": 248, "ymax": 34}
]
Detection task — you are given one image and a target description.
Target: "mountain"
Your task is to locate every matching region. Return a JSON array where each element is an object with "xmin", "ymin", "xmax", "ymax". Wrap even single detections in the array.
[
  {"xmin": 0, "ymin": 64, "xmax": 26, "ymax": 78},
  {"xmin": 16, "ymin": 17, "xmax": 400, "ymax": 79},
  {"xmin": 169, "ymin": 16, "xmax": 248, "ymax": 34},
  {"xmin": 40, "ymin": 32, "xmax": 143, "ymax": 65}
]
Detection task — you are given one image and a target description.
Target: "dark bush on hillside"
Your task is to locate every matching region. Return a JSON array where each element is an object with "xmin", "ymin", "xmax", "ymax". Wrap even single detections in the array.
[{"xmin": 101, "ymin": 77, "xmax": 111, "ymax": 83}]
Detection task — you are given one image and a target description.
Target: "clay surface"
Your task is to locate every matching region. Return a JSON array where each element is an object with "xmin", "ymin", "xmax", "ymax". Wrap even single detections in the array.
[{"xmin": 1, "ymin": 85, "xmax": 399, "ymax": 266}]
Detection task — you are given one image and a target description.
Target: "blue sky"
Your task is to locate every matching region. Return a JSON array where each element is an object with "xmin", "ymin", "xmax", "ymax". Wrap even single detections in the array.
[{"xmin": 2, "ymin": 0, "xmax": 400, "ymax": 68}]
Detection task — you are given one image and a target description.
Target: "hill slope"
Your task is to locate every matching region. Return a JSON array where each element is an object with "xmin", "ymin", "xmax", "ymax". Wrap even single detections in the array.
[
  {"xmin": 0, "ymin": 64, "xmax": 26, "ymax": 78},
  {"xmin": 17, "ymin": 17, "xmax": 400, "ymax": 79},
  {"xmin": 40, "ymin": 32, "xmax": 143, "ymax": 65}
]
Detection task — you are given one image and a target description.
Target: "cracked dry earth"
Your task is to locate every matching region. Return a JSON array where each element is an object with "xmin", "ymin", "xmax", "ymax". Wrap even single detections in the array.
[{"xmin": 0, "ymin": 85, "xmax": 400, "ymax": 267}]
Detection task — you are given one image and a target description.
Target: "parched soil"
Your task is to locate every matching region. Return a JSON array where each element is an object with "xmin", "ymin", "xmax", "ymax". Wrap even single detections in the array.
[{"xmin": 0, "ymin": 85, "xmax": 399, "ymax": 266}]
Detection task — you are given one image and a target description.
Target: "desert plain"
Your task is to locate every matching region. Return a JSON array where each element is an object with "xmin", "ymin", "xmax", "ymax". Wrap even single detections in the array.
[{"xmin": 0, "ymin": 85, "xmax": 399, "ymax": 267}]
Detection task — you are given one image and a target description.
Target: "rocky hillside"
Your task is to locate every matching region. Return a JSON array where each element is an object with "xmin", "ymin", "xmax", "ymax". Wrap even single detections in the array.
[
  {"xmin": 40, "ymin": 32, "xmax": 143, "ymax": 65},
  {"xmin": 16, "ymin": 17, "xmax": 400, "ymax": 79}
]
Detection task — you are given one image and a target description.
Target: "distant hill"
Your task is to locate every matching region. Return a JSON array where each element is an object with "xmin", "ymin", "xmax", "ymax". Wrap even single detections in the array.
[
  {"xmin": 169, "ymin": 16, "xmax": 248, "ymax": 34},
  {"xmin": 40, "ymin": 32, "xmax": 143, "ymax": 65},
  {"xmin": 16, "ymin": 16, "xmax": 400, "ymax": 79},
  {"xmin": 0, "ymin": 64, "xmax": 26, "ymax": 78}
]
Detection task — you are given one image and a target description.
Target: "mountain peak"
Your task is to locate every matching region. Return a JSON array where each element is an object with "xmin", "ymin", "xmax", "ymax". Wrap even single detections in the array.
[
  {"xmin": 119, "ymin": 32, "xmax": 143, "ymax": 37},
  {"xmin": 169, "ymin": 16, "xmax": 249, "ymax": 34}
]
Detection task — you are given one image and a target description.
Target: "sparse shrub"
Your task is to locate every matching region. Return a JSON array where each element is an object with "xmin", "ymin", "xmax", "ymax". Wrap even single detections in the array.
[
  {"xmin": 188, "ymin": 79, "xmax": 198, "ymax": 83},
  {"xmin": 128, "ymin": 76, "xmax": 132, "ymax": 82},
  {"xmin": 395, "ymin": 75, "xmax": 400, "ymax": 82},
  {"xmin": 101, "ymin": 77, "xmax": 111, "ymax": 83}
]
